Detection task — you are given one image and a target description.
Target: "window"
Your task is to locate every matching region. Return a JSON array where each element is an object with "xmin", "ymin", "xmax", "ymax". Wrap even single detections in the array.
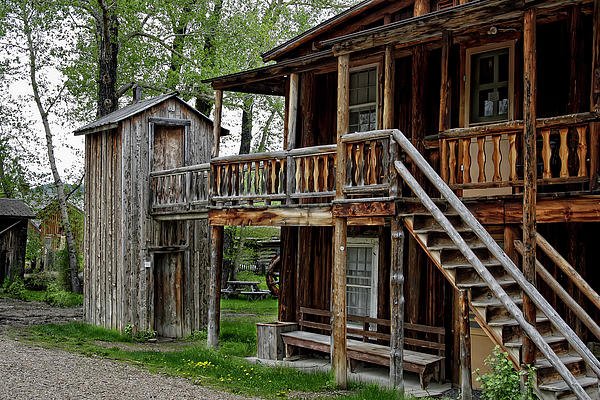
[
  {"xmin": 349, "ymin": 67, "xmax": 378, "ymax": 133},
  {"xmin": 346, "ymin": 238, "xmax": 378, "ymax": 318},
  {"xmin": 466, "ymin": 42, "xmax": 514, "ymax": 125}
]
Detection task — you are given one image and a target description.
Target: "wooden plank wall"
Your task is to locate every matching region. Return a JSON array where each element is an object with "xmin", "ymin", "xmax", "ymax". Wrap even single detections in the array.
[
  {"xmin": 84, "ymin": 98, "xmax": 212, "ymax": 336},
  {"xmin": 84, "ymin": 128, "xmax": 122, "ymax": 330},
  {"xmin": 0, "ymin": 218, "xmax": 28, "ymax": 284}
]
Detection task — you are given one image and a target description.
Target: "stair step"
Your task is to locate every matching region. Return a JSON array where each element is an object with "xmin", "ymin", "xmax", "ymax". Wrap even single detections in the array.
[
  {"xmin": 471, "ymin": 294, "xmax": 523, "ymax": 308},
  {"xmin": 488, "ymin": 312, "xmax": 549, "ymax": 328},
  {"xmin": 443, "ymin": 259, "xmax": 502, "ymax": 269},
  {"xmin": 538, "ymin": 375, "xmax": 598, "ymax": 393},
  {"xmin": 428, "ymin": 241, "xmax": 488, "ymax": 251},
  {"xmin": 535, "ymin": 353, "xmax": 583, "ymax": 369},
  {"xmin": 504, "ymin": 333, "xmax": 565, "ymax": 347},
  {"xmin": 457, "ymin": 275, "xmax": 516, "ymax": 289}
]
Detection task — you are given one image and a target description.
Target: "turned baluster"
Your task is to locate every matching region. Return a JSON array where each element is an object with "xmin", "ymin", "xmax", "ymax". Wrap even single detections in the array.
[
  {"xmin": 295, "ymin": 157, "xmax": 302, "ymax": 193},
  {"xmin": 216, "ymin": 165, "xmax": 222, "ymax": 196},
  {"xmin": 559, "ymin": 127, "xmax": 569, "ymax": 178},
  {"xmin": 303, "ymin": 156, "xmax": 310, "ymax": 193},
  {"xmin": 541, "ymin": 129, "xmax": 552, "ymax": 179},
  {"xmin": 278, "ymin": 158, "xmax": 285, "ymax": 193},
  {"xmin": 346, "ymin": 143, "xmax": 353, "ymax": 186},
  {"xmin": 448, "ymin": 140, "xmax": 457, "ymax": 185},
  {"xmin": 477, "ymin": 137, "xmax": 486, "ymax": 183},
  {"xmin": 441, "ymin": 139, "xmax": 449, "ymax": 183},
  {"xmin": 577, "ymin": 125, "xmax": 588, "ymax": 177},
  {"xmin": 508, "ymin": 133, "xmax": 517, "ymax": 181},
  {"xmin": 462, "ymin": 138, "xmax": 471, "ymax": 184},
  {"xmin": 312, "ymin": 155, "xmax": 319, "ymax": 193},
  {"xmin": 323, "ymin": 155, "xmax": 330, "ymax": 191},
  {"xmin": 270, "ymin": 159, "xmax": 277, "ymax": 194},
  {"xmin": 356, "ymin": 143, "xmax": 364, "ymax": 186},
  {"xmin": 492, "ymin": 135, "xmax": 502, "ymax": 182}
]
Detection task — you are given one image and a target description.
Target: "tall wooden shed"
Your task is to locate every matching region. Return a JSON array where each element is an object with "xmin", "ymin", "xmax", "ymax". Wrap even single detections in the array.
[
  {"xmin": 75, "ymin": 92, "xmax": 228, "ymax": 337},
  {"xmin": 0, "ymin": 198, "xmax": 34, "ymax": 284}
]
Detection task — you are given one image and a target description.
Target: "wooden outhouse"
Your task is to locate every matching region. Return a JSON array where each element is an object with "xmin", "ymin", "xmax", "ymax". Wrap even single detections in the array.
[
  {"xmin": 0, "ymin": 198, "xmax": 34, "ymax": 284},
  {"xmin": 75, "ymin": 92, "xmax": 228, "ymax": 337}
]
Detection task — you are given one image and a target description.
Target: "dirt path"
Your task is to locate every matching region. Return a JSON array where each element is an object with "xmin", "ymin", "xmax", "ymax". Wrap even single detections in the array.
[{"xmin": 0, "ymin": 297, "xmax": 252, "ymax": 399}]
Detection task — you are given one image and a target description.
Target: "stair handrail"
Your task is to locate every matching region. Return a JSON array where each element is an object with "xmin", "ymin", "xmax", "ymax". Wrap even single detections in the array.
[
  {"xmin": 389, "ymin": 128, "xmax": 599, "ymax": 400},
  {"xmin": 536, "ymin": 232, "xmax": 600, "ymax": 313},
  {"xmin": 514, "ymin": 240, "xmax": 600, "ymax": 342}
]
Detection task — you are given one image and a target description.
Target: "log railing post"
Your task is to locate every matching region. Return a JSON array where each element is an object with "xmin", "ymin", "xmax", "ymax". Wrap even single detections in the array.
[
  {"xmin": 389, "ymin": 221, "xmax": 405, "ymax": 392},
  {"xmin": 384, "ymin": 45, "xmax": 399, "ymax": 198},
  {"xmin": 207, "ymin": 225, "xmax": 223, "ymax": 348},
  {"xmin": 522, "ymin": 7, "xmax": 537, "ymax": 369},
  {"xmin": 212, "ymin": 90, "xmax": 223, "ymax": 158},
  {"xmin": 286, "ymin": 73, "xmax": 299, "ymax": 204},
  {"xmin": 333, "ymin": 54, "xmax": 349, "ymax": 389},
  {"xmin": 459, "ymin": 289, "xmax": 473, "ymax": 400}
]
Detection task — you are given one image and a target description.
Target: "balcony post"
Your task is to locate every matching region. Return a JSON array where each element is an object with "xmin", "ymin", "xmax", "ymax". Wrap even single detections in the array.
[
  {"xmin": 212, "ymin": 89, "xmax": 223, "ymax": 158},
  {"xmin": 522, "ymin": 7, "xmax": 537, "ymax": 368},
  {"xmin": 207, "ymin": 224, "xmax": 223, "ymax": 348},
  {"xmin": 286, "ymin": 73, "xmax": 299, "ymax": 204},
  {"xmin": 590, "ymin": 0, "xmax": 599, "ymax": 190},
  {"xmin": 333, "ymin": 54, "xmax": 349, "ymax": 389}
]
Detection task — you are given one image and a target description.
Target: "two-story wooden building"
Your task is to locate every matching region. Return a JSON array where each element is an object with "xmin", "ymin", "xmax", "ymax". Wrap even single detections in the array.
[{"xmin": 87, "ymin": 0, "xmax": 600, "ymax": 398}]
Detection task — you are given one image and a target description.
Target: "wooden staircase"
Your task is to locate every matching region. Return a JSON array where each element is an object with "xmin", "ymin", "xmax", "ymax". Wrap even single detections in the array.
[
  {"xmin": 404, "ymin": 213, "xmax": 599, "ymax": 400},
  {"xmin": 387, "ymin": 128, "xmax": 600, "ymax": 400}
]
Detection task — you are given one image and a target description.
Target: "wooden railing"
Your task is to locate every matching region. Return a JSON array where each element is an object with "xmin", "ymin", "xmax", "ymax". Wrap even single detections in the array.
[
  {"xmin": 150, "ymin": 163, "xmax": 210, "ymax": 209},
  {"xmin": 211, "ymin": 152, "xmax": 287, "ymax": 204},
  {"xmin": 514, "ymin": 233, "xmax": 600, "ymax": 342},
  {"xmin": 341, "ymin": 131, "xmax": 391, "ymax": 197},
  {"xmin": 288, "ymin": 144, "xmax": 336, "ymax": 200},
  {"xmin": 440, "ymin": 113, "xmax": 599, "ymax": 190}
]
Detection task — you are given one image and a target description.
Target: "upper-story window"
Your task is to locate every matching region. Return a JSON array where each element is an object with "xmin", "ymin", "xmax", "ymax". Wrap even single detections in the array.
[
  {"xmin": 466, "ymin": 42, "xmax": 514, "ymax": 125},
  {"xmin": 349, "ymin": 67, "xmax": 377, "ymax": 133}
]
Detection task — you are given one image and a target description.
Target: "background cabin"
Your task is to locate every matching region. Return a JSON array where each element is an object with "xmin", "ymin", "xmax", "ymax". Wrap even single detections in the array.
[
  {"xmin": 75, "ymin": 92, "xmax": 228, "ymax": 337},
  {"xmin": 36, "ymin": 201, "xmax": 84, "ymax": 270},
  {"xmin": 0, "ymin": 198, "xmax": 34, "ymax": 284}
]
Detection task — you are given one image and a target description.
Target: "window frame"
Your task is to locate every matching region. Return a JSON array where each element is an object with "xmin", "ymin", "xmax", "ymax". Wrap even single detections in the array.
[
  {"xmin": 465, "ymin": 40, "xmax": 515, "ymax": 127},
  {"xmin": 345, "ymin": 237, "xmax": 379, "ymax": 319},
  {"xmin": 348, "ymin": 63, "xmax": 380, "ymax": 133}
]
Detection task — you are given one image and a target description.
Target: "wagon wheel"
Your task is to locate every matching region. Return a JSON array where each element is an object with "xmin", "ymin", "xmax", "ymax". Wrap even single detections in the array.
[{"xmin": 266, "ymin": 253, "xmax": 280, "ymax": 297}]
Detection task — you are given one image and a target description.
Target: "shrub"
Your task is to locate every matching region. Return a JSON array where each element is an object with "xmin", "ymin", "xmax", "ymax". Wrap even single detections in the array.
[
  {"xmin": 124, "ymin": 324, "xmax": 157, "ymax": 342},
  {"xmin": 3, "ymin": 278, "xmax": 26, "ymax": 300},
  {"xmin": 475, "ymin": 346, "xmax": 536, "ymax": 400},
  {"xmin": 24, "ymin": 272, "xmax": 50, "ymax": 291}
]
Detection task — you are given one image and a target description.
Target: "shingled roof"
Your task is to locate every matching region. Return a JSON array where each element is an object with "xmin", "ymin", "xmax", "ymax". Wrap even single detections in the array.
[
  {"xmin": 74, "ymin": 92, "xmax": 229, "ymax": 136},
  {"xmin": 0, "ymin": 198, "xmax": 35, "ymax": 219}
]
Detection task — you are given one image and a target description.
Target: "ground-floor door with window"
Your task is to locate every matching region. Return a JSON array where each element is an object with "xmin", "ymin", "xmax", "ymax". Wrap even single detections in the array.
[{"xmin": 346, "ymin": 238, "xmax": 378, "ymax": 319}]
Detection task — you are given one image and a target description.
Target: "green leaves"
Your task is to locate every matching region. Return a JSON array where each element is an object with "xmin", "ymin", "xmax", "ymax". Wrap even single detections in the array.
[{"xmin": 475, "ymin": 346, "xmax": 536, "ymax": 400}]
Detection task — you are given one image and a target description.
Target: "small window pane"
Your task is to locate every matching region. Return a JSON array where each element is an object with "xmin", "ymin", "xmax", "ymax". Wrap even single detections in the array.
[
  {"xmin": 478, "ymin": 56, "xmax": 494, "ymax": 84},
  {"xmin": 498, "ymin": 53, "xmax": 509, "ymax": 82},
  {"xmin": 358, "ymin": 71, "xmax": 368, "ymax": 87}
]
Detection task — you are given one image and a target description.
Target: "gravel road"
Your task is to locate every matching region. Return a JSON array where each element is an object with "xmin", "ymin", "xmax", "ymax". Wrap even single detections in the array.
[{"xmin": 0, "ymin": 296, "xmax": 251, "ymax": 400}]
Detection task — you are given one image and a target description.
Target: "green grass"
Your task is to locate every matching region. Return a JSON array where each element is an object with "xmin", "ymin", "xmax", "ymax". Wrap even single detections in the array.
[
  {"xmin": 235, "ymin": 270, "xmax": 270, "ymax": 291},
  {"xmin": 1, "ymin": 286, "xmax": 83, "ymax": 308},
  {"xmin": 221, "ymin": 297, "xmax": 278, "ymax": 316}
]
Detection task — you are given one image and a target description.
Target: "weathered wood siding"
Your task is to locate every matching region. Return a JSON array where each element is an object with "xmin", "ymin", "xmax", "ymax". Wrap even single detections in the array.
[
  {"xmin": 0, "ymin": 218, "xmax": 28, "ymax": 284},
  {"xmin": 84, "ymin": 98, "xmax": 212, "ymax": 336}
]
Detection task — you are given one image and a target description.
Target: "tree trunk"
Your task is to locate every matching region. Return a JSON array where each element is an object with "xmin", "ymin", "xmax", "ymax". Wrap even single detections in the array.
[
  {"xmin": 24, "ymin": 16, "xmax": 82, "ymax": 293},
  {"xmin": 95, "ymin": 1, "xmax": 119, "ymax": 117},
  {"xmin": 196, "ymin": 0, "xmax": 223, "ymax": 115},
  {"xmin": 239, "ymin": 97, "xmax": 253, "ymax": 155}
]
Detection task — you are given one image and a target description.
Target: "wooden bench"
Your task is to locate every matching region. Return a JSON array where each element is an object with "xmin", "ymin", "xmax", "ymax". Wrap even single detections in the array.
[{"xmin": 280, "ymin": 307, "xmax": 445, "ymax": 389}]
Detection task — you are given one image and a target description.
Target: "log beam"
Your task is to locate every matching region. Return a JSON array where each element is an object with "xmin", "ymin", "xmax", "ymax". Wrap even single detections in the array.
[
  {"xmin": 287, "ymin": 73, "xmax": 299, "ymax": 204},
  {"xmin": 522, "ymin": 7, "xmax": 537, "ymax": 367},
  {"xmin": 336, "ymin": 55, "xmax": 349, "ymax": 199},
  {"xmin": 459, "ymin": 290, "xmax": 473, "ymax": 400},
  {"xmin": 207, "ymin": 225, "xmax": 223, "ymax": 348},
  {"xmin": 389, "ymin": 222, "xmax": 405, "ymax": 391},
  {"xmin": 208, "ymin": 207, "xmax": 333, "ymax": 226},
  {"xmin": 332, "ymin": 217, "xmax": 347, "ymax": 388},
  {"xmin": 383, "ymin": 45, "xmax": 394, "ymax": 130},
  {"xmin": 439, "ymin": 30, "xmax": 452, "ymax": 132}
]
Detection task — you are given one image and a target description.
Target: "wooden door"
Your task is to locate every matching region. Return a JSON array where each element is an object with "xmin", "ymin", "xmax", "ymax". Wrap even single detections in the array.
[
  {"xmin": 154, "ymin": 252, "xmax": 184, "ymax": 337},
  {"xmin": 152, "ymin": 125, "xmax": 184, "ymax": 171}
]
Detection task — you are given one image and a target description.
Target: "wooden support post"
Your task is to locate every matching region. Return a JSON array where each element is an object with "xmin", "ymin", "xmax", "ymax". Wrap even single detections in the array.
[
  {"xmin": 333, "ymin": 217, "xmax": 347, "ymax": 389},
  {"xmin": 439, "ymin": 30, "xmax": 452, "ymax": 132},
  {"xmin": 389, "ymin": 221, "xmax": 405, "ymax": 392},
  {"xmin": 333, "ymin": 54, "xmax": 349, "ymax": 389},
  {"xmin": 287, "ymin": 73, "xmax": 299, "ymax": 204},
  {"xmin": 383, "ymin": 45, "xmax": 394, "ymax": 130},
  {"xmin": 591, "ymin": 0, "xmax": 600, "ymax": 112},
  {"xmin": 336, "ymin": 55, "xmax": 349, "ymax": 199},
  {"xmin": 522, "ymin": 7, "xmax": 537, "ymax": 368},
  {"xmin": 212, "ymin": 90, "xmax": 223, "ymax": 158},
  {"xmin": 503, "ymin": 225, "xmax": 520, "ymax": 266},
  {"xmin": 207, "ymin": 225, "xmax": 223, "ymax": 348},
  {"xmin": 413, "ymin": 0, "xmax": 429, "ymax": 17},
  {"xmin": 459, "ymin": 290, "xmax": 473, "ymax": 400},
  {"xmin": 590, "ymin": 0, "xmax": 600, "ymax": 190}
]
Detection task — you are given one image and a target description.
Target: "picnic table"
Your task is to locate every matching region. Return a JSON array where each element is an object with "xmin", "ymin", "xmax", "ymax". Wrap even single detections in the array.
[{"xmin": 221, "ymin": 280, "xmax": 270, "ymax": 300}]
